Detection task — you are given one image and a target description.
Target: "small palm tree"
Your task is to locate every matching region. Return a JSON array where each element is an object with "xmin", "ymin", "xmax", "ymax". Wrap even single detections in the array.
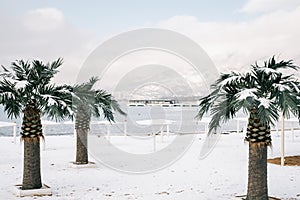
[
  {"xmin": 0, "ymin": 58, "xmax": 72, "ymax": 190},
  {"xmin": 196, "ymin": 57, "xmax": 300, "ymax": 199},
  {"xmin": 71, "ymin": 77, "xmax": 125, "ymax": 164}
]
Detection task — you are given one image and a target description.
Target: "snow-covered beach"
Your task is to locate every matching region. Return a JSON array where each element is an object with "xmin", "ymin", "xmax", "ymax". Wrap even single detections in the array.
[{"xmin": 0, "ymin": 131, "xmax": 299, "ymax": 200}]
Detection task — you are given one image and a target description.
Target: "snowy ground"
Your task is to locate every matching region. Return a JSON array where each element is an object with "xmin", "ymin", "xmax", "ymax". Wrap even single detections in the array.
[{"xmin": 0, "ymin": 131, "xmax": 299, "ymax": 200}]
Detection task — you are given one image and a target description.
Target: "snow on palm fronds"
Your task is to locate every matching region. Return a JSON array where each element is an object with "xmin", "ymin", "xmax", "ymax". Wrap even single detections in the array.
[
  {"xmin": 70, "ymin": 77, "xmax": 126, "ymax": 123},
  {"xmin": 0, "ymin": 58, "xmax": 73, "ymax": 121},
  {"xmin": 274, "ymin": 83, "xmax": 290, "ymax": 91},
  {"xmin": 257, "ymin": 98, "xmax": 273, "ymax": 109},
  {"xmin": 197, "ymin": 56, "xmax": 300, "ymax": 133},
  {"xmin": 256, "ymin": 67, "xmax": 278, "ymax": 74},
  {"xmin": 219, "ymin": 73, "xmax": 241, "ymax": 87},
  {"xmin": 235, "ymin": 88, "xmax": 257, "ymax": 100}
]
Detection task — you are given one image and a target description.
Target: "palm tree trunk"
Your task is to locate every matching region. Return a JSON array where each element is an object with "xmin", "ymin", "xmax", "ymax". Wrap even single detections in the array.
[
  {"xmin": 22, "ymin": 137, "xmax": 42, "ymax": 190},
  {"xmin": 21, "ymin": 100, "xmax": 43, "ymax": 190},
  {"xmin": 246, "ymin": 142, "xmax": 268, "ymax": 200},
  {"xmin": 75, "ymin": 106, "xmax": 90, "ymax": 165},
  {"xmin": 245, "ymin": 107, "xmax": 270, "ymax": 199},
  {"xmin": 75, "ymin": 128, "xmax": 88, "ymax": 164}
]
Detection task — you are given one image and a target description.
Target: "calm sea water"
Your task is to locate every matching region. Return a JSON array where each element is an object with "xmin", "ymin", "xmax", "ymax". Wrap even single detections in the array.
[{"xmin": 0, "ymin": 106, "xmax": 299, "ymax": 137}]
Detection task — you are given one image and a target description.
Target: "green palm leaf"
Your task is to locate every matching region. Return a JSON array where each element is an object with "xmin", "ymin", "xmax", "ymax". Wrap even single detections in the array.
[
  {"xmin": 0, "ymin": 58, "xmax": 72, "ymax": 121},
  {"xmin": 197, "ymin": 56, "xmax": 300, "ymax": 133}
]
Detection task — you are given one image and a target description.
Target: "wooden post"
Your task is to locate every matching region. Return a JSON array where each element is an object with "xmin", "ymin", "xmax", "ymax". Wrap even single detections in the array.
[
  {"xmin": 276, "ymin": 121, "xmax": 279, "ymax": 136},
  {"xmin": 205, "ymin": 123, "xmax": 208, "ymax": 134},
  {"xmin": 13, "ymin": 122, "xmax": 17, "ymax": 144},
  {"xmin": 291, "ymin": 121, "xmax": 295, "ymax": 142},
  {"xmin": 281, "ymin": 114, "xmax": 285, "ymax": 166},
  {"xmin": 160, "ymin": 126, "xmax": 163, "ymax": 143},
  {"xmin": 153, "ymin": 132, "xmax": 156, "ymax": 152},
  {"xmin": 107, "ymin": 124, "xmax": 111, "ymax": 141},
  {"xmin": 167, "ymin": 124, "xmax": 170, "ymax": 137},
  {"xmin": 124, "ymin": 121, "xmax": 127, "ymax": 138}
]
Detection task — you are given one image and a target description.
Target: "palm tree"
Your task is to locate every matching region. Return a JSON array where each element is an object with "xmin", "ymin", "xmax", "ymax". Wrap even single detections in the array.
[
  {"xmin": 0, "ymin": 58, "xmax": 72, "ymax": 190},
  {"xmin": 71, "ymin": 77, "xmax": 125, "ymax": 165},
  {"xmin": 196, "ymin": 57, "xmax": 300, "ymax": 199}
]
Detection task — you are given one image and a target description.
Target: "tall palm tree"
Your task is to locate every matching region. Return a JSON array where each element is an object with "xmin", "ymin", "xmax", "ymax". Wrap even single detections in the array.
[
  {"xmin": 71, "ymin": 77, "xmax": 125, "ymax": 165},
  {"xmin": 196, "ymin": 57, "xmax": 300, "ymax": 199},
  {"xmin": 0, "ymin": 58, "xmax": 72, "ymax": 190}
]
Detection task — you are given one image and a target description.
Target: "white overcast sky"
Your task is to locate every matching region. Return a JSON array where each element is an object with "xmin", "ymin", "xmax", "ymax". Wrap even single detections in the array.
[{"xmin": 0, "ymin": 0, "xmax": 300, "ymax": 89}]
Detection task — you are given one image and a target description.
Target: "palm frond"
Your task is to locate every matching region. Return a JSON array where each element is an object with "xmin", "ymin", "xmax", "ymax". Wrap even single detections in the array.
[
  {"xmin": 266, "ymin": 56, "xmax": 299, "ymax": 70},
  {"xmin": 94, "ymin": 90, "xmax": 117, "ymax": 122},
  {"xmin": 41, "ymin": 84, "xmax": 73, "ymax": 121},
  {"xmin": 0, "ymin": 58, "xmax": 70, "ymax": 121},
  {"xmin": 256, "ymin": 101, "xmax": 279, "ymax": 126},
  {"xmin": 196, "ymin": 56, "xmax": 300, "ymax": 133},
  {"xmin": 71, "ymin": 77, "xmax": 126, "ymax": 122}
]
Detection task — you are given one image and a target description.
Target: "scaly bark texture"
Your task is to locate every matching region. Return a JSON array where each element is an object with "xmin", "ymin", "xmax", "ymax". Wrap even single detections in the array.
[
  {"xmin": 245, "ymin": 108, "xmax": 271, "ymax": 144},
  {"xmin": 246, "ymin": 142, "xmax": 268, "ymax": 200},
  {"xmin": 21, "ymin": 101, "xmax": 43, "ymax": 190},
  {"xmin": 75, "ymin": 128, "xmax": 88, "ymax": 164},
  {"xmin": 22, "ymin": 137, "xmax": 42, "ymax": 190},
  {"xmin": 75, "ymin": 105, "xmax": 90, "ymax": 164},
  {"xmin": 245, "ymin": 108, "xmax": 270, "ymax": 200}
]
